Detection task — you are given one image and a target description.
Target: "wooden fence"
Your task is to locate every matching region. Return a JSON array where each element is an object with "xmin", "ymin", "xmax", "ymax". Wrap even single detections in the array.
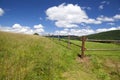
[
  {"xmin": 87, "ymin": 39, "xmax": 120, "ymax": 43},
  {"xmin": 50, "ymin": 35, "xmax": 120, "ymax": 58}
]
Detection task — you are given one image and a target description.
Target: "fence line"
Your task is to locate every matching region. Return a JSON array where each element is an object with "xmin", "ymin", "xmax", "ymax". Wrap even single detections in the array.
[
  {"xmin": 87, "ymin": 49, "xmax": 120, "ymax": 51},
  {"xmin": 87, "ymin": 39, "xmax": 120, "ymax": 43},
  {"xmin": 60, "ymin": 39, "xmax": 82, "ymax": 47},
  {"xmin": 51, "ymin": 36, "xmax": 120, "ymax": 58}
]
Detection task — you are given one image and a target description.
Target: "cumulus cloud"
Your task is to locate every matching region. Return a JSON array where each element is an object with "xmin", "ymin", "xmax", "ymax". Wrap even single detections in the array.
[
  {"xmin": 46, "ymin": 3, "xmax": 101, "ymax": 28},
  {"xmin": 12, "ymin": 24, "xmax": 33, "ymax": 34},
  {"xmin": 0, "ymin": 24, "xmax": 45, "ymax": 34},
  {"xmin": 0, "ymin": 24, "xmax": 33, "ymax": 34},
  {"xmin": 34, "ymin": 24, "xmax": 44, "ymax": 33},
  {"xmin": 55, "ymin": 21, "xmax": 78, "ymax": 28},
  {"xmin": 54, "ymin": 26, "xmax": 120, "ymax": 36},
  {"xmin": 0, "ymin": 8, "xmax": 4, "ymax": 16},
  {"xmin": 96, "ymin": 27, "xmax": 120, "ymax": 33},
  {"xmin": 97, "ymin": 15, "xmax": 114, "ymax": 22},
  {"xmin": 54, "ymin": 28, "xmax": 95, "ymax": 36},
  {"xmin": 83, "ymin": 18, "xmax": 101, "ymax": 24},
  {"xmin": 0, "ymin": 26, "xmax": 12, "ymax": 32},
  {"xmin": 34, "ymin": 24, "xmax": 44, "ymax": 29},
  {"xmin": 12, "ymin": 24, "xmax": 22, "ymax": 29},
  {"xmin": 69, "ymin": 28, "xmax": 94, "ymax": 36},
  {"xmin": 114, "ymin": 14, "xmax": 120, "ymax": 19},
  {"xmin": 96, "ymin": 14, "xmax": 120, "ymax": 22},
  {"xmin": 55, "ymin": 28, "xmax": 69, "ymax": 35}
]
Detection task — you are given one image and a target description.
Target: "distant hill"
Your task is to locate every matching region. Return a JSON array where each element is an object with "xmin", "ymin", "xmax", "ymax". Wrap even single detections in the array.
[
  {"xmin": 87, "ymin": 30, "xmax": 120, "ymax": 40},
  {"xmin": 46, "ymin": 30, "xmax": 120, "ymax": 40}
]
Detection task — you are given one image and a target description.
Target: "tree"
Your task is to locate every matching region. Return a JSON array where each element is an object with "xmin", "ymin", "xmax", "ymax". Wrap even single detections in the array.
[{"xmin": 33, "ymin": 33, "xmax": 39, "ymax": 35}]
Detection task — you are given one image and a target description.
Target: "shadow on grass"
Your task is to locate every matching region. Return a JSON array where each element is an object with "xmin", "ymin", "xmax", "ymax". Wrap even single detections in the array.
[
  {"xmin": 60, "ymin": 39, "xmax": 82, "ymax": 47},
  {"xmin": 52, "ymin": 39, "xmax": 71, "ymax": 49}
]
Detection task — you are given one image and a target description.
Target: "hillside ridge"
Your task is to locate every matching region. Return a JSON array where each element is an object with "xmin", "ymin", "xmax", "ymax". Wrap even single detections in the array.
[{"xmin": 87, "ymin": 30, "xmax": 120, "ymax": 40}]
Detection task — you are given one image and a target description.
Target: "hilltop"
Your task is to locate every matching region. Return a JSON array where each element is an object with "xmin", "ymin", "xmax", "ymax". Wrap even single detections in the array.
[{"xmin": 87, "ymin": 30, "xmax": 120, "ymax": 40}]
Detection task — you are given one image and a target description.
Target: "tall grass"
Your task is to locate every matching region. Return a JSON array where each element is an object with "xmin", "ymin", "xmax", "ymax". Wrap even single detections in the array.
[
  {"xmin": 52, "ymin": 38, "xmax": 120, "ymax": 80},
  {"xmin": 0, "ymin": 31, "xmax": 73, "ymax": 80},
  {"xmin": 0, "ymin": 31, "xmax": 120, "ymax": 80}
]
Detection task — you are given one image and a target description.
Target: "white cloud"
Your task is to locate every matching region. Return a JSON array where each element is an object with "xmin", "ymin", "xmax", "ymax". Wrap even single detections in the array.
[
  {"xmin": 34, "ymin": 24, "xmax": 44, "ymax": 29},
  {"xmin": 34, "ymin": 24, "xmax": 44, "ymax": 33},
  {"xmin": 113, "ymin": 14, "xmax": 120, "ymax": 19},
  {"xmin": 12, "ymin": 24, "xmax": 22, "ymax": 29},
  {"xmin": 34, "ymin": 28, "xmax": 44, "ymax": 33},
  {"xmin": 99, "ymin": 5, "xmax": 104, "ymax": 9},
  {"xmin": 96, "ymin": 28, "xmax": 109, "ymax": 33},
  {"xmin": 54, "ymin": 26, "xmax": 120, "ymax": 36},
  {"xmin": 97, "ymin": 15, "xmax": 114, "ymax": 22},
  {"xmin": 99, "ymin": 1, "xmax": 110, "ymax": 10},
  {"xmin": 96, "ymin": 14, "xmax": 120, "ymax": 23},
  {"xmin": 55, "ymin": 21, "xmax": 78, "ymax": 28},
  {"xmin": 54, "ymin": 28, "xmax": 95, "ymax": 36},
  {"xmin": 101, "ymin": 1, "xmax": 106, "ymax": 4},
  {"xmin": 96, "ymin": 27, "xmax": 120, "ymax": 33},
  {"xmin": 70, "ymin": 29, "xmax": 94, "ymax": 36},
  {"xmin": 107, "ymin": 22, "xmax": 115, "ymax": 25},
  {"xmin": 101, "ymin": 1, "xmax": 110, "ymax": 4},
  {"xmin": 40, "ymin": 17, "xmax": 42, "ymax": 20},
  {"xmin": 0, "ymin": 26, "xmax": 12, "ymax": 32},
  {"xmin": 0, "ymin": 24, "xmax": 45, "ymax": 34},
  {"xmin": 11, "ymin": 24, "xmax": 34, "ymax": 34},
  {"xmin": 84, "ymin": 18, "xmax": 101, "ymax": 24},
  {"xmin": 81, "ymin": 7, "xmax": 91, "ymax": 10},
  {"xmin": 33, "ymin": 24, "xmax": 44, "ymax": 33},
  {"xmin": 0, "ymin": 8, "xmax": 4, "ymax": 16},
  {"xmin": 46, "ymin": 3, "xmax": 101, "ymax": 28},
  {"xmin": 80, "ymin": 23, "xmax": 86, "ymax": 26},
  {"xmin": 0, "ymin": 26, "xmax": 33, "ymax": 34},
  {"xmin": 55, "ymin": 30, "xmax": 68, "ymax": 35}
]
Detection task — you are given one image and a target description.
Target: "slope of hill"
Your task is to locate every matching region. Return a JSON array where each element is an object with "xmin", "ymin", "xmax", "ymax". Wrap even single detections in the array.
[
  {"xmin": 87, "ymin": 30, "xmax": 120, "ymax": 40},
  {"xmin": 0, "ymin": 31, "xmax": 96, "ymax": 80},
  {"xmin": 0, "ymin": 31, "xmax": 120, "ymax": 80}
]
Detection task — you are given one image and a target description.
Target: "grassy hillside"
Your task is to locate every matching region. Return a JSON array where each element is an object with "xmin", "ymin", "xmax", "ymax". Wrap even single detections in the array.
[
  {"xmin": 87, "ymin": 30, "xmax": 120, "ymax": 40},
  {"xmin": 0, "ymin": 31, "xmax": 120, "ymax": 80}
]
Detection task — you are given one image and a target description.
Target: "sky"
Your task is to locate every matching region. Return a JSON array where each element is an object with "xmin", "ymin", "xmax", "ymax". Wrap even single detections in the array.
[{"xmin": 0, "ymin": 0, "xmax": 120, "ymax": 36}]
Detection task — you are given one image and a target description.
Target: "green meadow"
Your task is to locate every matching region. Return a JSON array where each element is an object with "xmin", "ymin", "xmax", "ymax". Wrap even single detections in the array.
[{"xmin": 0, "ymin": 31, "xmax": 120, "ymax": 80}]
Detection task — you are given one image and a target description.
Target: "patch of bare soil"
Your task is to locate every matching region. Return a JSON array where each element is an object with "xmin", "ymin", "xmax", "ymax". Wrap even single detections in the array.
[
  {"xmin": 76, "ymin": 55, "xmax": 91, "ymax": 63},
  {"xmin": 104, "ymin": 59, "xmax": 120, "ymax": 68}
]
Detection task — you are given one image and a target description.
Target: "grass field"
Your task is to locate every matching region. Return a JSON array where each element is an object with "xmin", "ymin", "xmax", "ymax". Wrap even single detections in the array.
[{"xmin": 0, "ymin": 31, "xmax": 120, "ymax": 80}]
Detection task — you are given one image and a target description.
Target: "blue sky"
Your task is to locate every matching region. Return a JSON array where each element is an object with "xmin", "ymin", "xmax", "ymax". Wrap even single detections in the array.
[{"xmin": 0, "ymin": 0, "xmax": 120, "ymax": 36}]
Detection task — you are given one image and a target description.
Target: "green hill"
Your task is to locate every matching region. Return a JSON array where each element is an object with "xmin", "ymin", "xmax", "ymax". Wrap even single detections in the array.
[
  {"xmin": 0, "ymin": 31, "xmax": 120, "ymax": 80},
  {"xmin": 87, "ymin": 30, "xmax": 120, "ymax": 40}
]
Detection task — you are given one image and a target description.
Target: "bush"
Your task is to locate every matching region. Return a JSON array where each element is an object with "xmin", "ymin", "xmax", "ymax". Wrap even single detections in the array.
[{"xmin": 34, "ymin": 33, "xmax": 39, "ymax": 35}]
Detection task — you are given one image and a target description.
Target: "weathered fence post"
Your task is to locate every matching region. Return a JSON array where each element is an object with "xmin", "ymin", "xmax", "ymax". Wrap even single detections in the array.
[{"xmin": 81, "ymin": 36, "xmax": 86, "ymax": 58}]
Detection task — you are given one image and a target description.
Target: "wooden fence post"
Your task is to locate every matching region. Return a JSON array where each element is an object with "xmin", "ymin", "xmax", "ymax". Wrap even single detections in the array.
[{"xmin": 81, "ymin": 36, "xmax": 86, "ymax": 58}]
